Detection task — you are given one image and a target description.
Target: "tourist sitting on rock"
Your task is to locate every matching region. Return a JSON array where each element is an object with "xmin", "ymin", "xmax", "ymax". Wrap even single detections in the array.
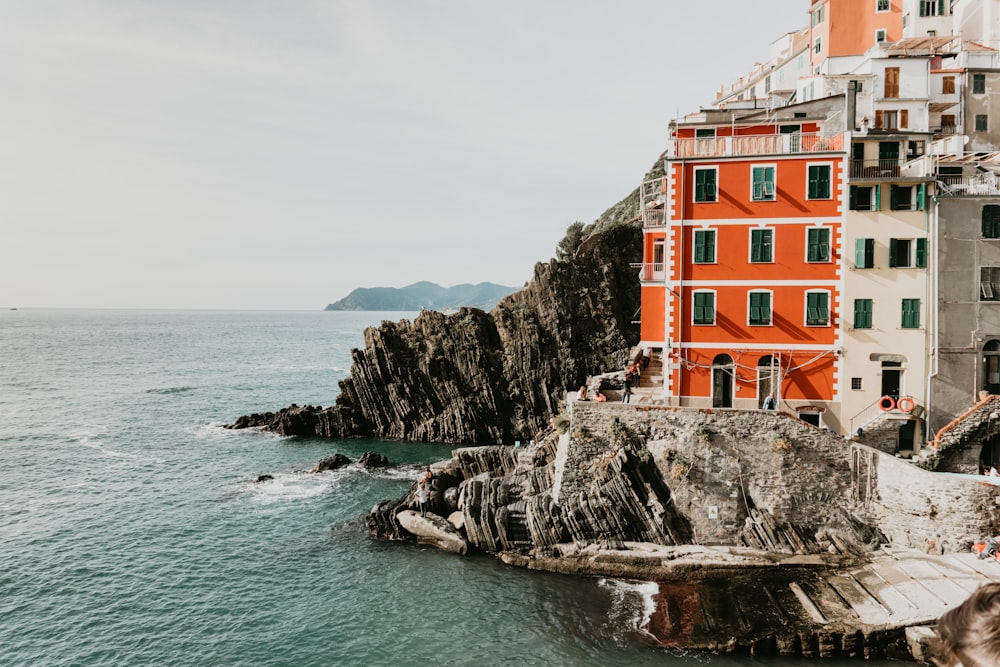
[
  {"xmin": 935, "ymin": 582, "xmax": 1000, "ymax": 667},
  {"xmin": 593, "ymin": 390, "xmax": 607, "ymax": 403},
  {"xmin": 577, "ymin": 385, "xmax": 588, "ymax": 401}
]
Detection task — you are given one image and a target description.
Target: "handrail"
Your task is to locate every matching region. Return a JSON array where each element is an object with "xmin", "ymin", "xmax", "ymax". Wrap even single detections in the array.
[
  {"xmin": 671, "ymin": 132, "xmax": 844, "ymax": 159},
  {"xmin": 850, "ymin": 394, "xmax": 922, "ymax": 435}
]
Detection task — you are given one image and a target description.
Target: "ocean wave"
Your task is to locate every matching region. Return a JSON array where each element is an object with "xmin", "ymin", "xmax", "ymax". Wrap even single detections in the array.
[
  {"xmin": 241, "ymin": 470, "xmax": 343, "ymax": 505},
  {"xmin": 71, "ymin": 429, "xmax": 137, "ymax": 459},
  {"xmin": 145, "ymin": 386, "xmax": 195, "ymax": 395},
  {"xmin": 598, "ymin": 579, "xmax": 660, "ymax": 643}
]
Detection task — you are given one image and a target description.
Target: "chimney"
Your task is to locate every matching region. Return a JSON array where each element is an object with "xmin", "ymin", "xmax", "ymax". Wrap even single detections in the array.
[{"xmin": 846, "ymin": 80, "xmax": 858, "ymax": 131}]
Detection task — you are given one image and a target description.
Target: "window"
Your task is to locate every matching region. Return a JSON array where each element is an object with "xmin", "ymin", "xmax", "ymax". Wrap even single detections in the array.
[
  {"xmin": 765, "ymin": 76, "xmax": 771, "ymax": 94},
  {"xmin": 814, "ymin": 37, "xmax": 822, "ymax": 54},
  {"xmin": 982, "ymin": 268, "xmax": 1000, "ymax": 301},
  {"xmin": 851, "ymin": 377, "xmax": 864, "ymax": 390},
  {"xmin": 890, "ymin": 184, "xmax": 925, "ymax": 211},
  {"xmin": 694, "ymin": 168, "xmax": 717, "ymax": 202},
  {"xmin": 974, "ymin": 73, "xmax": 986, "ymax": 94},
  {"xmin": 984, "ymin": 206, "xmax": 1000, "ymax": 238},
  {"xmin": 877, "ymin": 0, "xmax": 890, "ymax": 10},
  {"xmin": 942, "ymin": 114, "xmax": 956, "ymax": 129},
  {"xmin": 889, "ymin": 238, "xmax": 916, "ymax": 268},
  {"xmin": 919, "ymin": 0, "xmax": 943, "ymax": 16},
  {"xmin": 806, "ymin": 292, "xmax": 830, "ymax": 326},
  {"xmin": 901, "ymin": 298, "xmax": 921, "ymax": 329},
  {"xmin": 695, "ymin": 128, "xmax": 716, "ymax": 138},
  {"xmin": 750, "ymin": 228, "xmax": 774, "ymax": 263},
  {"xmin": 976, "ymin": 114, "xmax": 989, "ymax": 132},
  {"xmin": 749, "ymin": 291, "xmax": 772, "ymax": 326},
  {"xmin": 876, "ymin": 29, "xmax": 887, "ymax": 43},
  {"xmin": 807, "ymin": 227, "xmax": 831, "ymax": 262},
  {"xmin": 855, "ymin": 238, "xmax": 875, "ymax": 268},
  {"xmin": 850, "ymin": 185, "xmax": 878, "ymax": 211},
  {"xmin": 693, "ymin": 291, "xmax": 716, "ymax": 324},
  {"xmin": 942, "ymin": 76, "xmax": 955, "ymax": 94},
  {"xmin": 807, "ymin": 164, "xmax": 831, "ymax": 199},
  {"xmin": 812, "ymin": 6, "xmax": 824, "ymax": 25},
  {"xmin": 693, "ymin": 229, "xmax": 716, "ymax": 263},
  {"xmin": 882, "ymin": 110, "xmax": 899, "ymax": 130},
  {"xmin": 854, "ymin": 298, "xmax": 873, "ymax": 329},
  {"xmin": 884, "ymin": 67, "xmax": 900, "ymax": 98},
  {"xmin": 751, "ymin": 165, "xmax": 776, "ymax": 201},
  {"xmin": 907, "ymin": 140, "xmax": 926, "ymax": 159}
]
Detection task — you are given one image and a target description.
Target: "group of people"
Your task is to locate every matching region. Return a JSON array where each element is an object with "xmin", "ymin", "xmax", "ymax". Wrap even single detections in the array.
[{"xmin": 576, "ymin": 386, "xmax": 608, "ymax": 402}]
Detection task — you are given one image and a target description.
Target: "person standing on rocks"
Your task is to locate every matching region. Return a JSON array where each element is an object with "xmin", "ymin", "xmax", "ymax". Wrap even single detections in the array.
[
  {"xmin": 621, "ymin": 376, "xmax": 632, "ymax": 403},
  {"xmin": 416, "ymin": 482, "xmax": 430, "ymax": 517}
]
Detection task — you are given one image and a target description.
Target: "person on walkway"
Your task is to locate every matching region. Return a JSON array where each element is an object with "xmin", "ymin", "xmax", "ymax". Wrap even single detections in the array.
[
  {"xmin": 935, "ymin": 582, "xmax": 1000, "ymax": 667},
  {"xmin": 641, "ymin": 346, "xmax": 651, "ymax": 370},
  {"xmin": 763, "ymin": 393, "xmax": 777, "ymax": 410},
  {"xmin": 594, "ymin": 390, "xmax": 607, "ymax": 403},
  {"xmin": 576, "ymin": 385, "xmax": 588, "ymax": 401},
  {"xmin": 416, "ymin": 482, "xmax": 429, "ymax": 517},
  {"xmin": 621, "ymin": 377, "xmax": 632, "ymax": 403}
]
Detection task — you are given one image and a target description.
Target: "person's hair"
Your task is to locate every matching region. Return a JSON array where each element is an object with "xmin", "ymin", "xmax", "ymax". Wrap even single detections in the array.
[{"xmin": 936, "ymin": 583, "xmax": 1000, "ymax": 667}]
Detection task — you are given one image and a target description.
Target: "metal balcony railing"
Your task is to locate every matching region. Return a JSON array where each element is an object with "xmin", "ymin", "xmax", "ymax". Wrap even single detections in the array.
[
  {"xmin": 937, "ymin": 173, "xmax": 1000, "ymax": 196},
  {"xmin": 637, "ymin": 263, "xmax": 666, "ymax": 281},
  {"xmin": 672, "ymin": 132, "xmax": 843, "ymax": 158},
  {"xmin": 850, "ymin": 159, "xmax": 901, "ymax": 178}
]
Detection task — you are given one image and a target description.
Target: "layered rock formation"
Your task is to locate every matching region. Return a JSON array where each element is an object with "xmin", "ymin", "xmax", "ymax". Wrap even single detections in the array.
[{"xmin": 229, "ymin": 166, "xmax": 656, "ymax": 444}]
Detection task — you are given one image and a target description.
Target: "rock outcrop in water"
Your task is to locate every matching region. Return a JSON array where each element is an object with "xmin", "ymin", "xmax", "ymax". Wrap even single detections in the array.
[{"xmin": 229, "ymin": 180, "xmax": 650, "ymax": 444}]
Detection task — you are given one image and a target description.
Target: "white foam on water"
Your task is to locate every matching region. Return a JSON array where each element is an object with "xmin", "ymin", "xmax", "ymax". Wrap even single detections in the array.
[
  {"xmin": 71, "ymin": 429, "xmax": 136, "ymax": 459},
  {"xmin": 598, "ymin": 578, "xmax": 660, "ymax": 642},
  {"xmin": 243, "ymin": 470, "xmax": 342, "ymax": 505}
]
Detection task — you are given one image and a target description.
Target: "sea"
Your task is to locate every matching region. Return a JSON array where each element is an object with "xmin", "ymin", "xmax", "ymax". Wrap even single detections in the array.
[{"xmin": 0, "ymin": 309, "xmax": 899, "ymax": 666}]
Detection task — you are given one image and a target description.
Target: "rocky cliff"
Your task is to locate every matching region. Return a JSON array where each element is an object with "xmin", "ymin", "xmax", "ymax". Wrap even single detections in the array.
[{"xmin": 229, "ymin": 162, "xmax": 662, "ymax": 444}]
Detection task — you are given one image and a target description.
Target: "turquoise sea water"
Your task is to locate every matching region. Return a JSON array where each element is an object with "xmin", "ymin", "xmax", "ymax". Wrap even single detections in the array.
[{"xmin": 0, "ymin": 310, "xmax": 898, "ymax": 666}]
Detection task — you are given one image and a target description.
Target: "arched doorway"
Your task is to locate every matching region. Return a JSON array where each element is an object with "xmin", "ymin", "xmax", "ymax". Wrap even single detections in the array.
[
  {"xmin": 757, "ymin": 355, "xmax": 779, "ymax": 408},
  {"xmin": 984, "ymin": 340, "xmax": 1000, "ymax": 394},
  {"xmin": 712, "ymin": 354, "xmax": 734, "ymax": 408}
]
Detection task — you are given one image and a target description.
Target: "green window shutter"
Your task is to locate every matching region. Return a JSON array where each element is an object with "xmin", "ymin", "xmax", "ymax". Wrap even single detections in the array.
[
  {"xmin": 984, "ymin": 205, "xmax": 1000, "ymax": 238},
  {"xmin": 888, "ymin": 238, "xmax": 898, "ymax": 268},
  {"xmin": 902, "ymin": 298, "xmax": 920, "ymax": 329},
  {"xmin": 694, "ymin": 230, "xmax": 715, "ymax": 263},
  {"xmin": 706, "ymin": 231, "xmax": 715, "ymax": 262},
  {"xmin": 749, "ymin": 292, "xmax": 771, "ymax": 325},
  {"xmin": 808, "ymin": 228, "xmax": 830, "ymax": 262},
  {"xmin": 874, "ymin": 184, "xmax": 881, "ymax": 211},
  {"xmin": 849, "ymin": 186, "xmax": 858, "ymax": 210},
  {"xmin": 695, "ymin": 170, "xmax": 716, "ymax": 202},
  {"xmin": 694, "ymin": 292, "xmax": 715, "ymax": 324},
  {"xmin": 890, "ymin": 185, "xmax": 899, "ymax": 211},
  {"xmin": 854, "ymin": 299, "xmax": 873, "ymax": 329},
  {"xmin": 807, "ymin": 293, "xmax": 830, "ymax": 325},
  {"xmin": 916, "ymin": 238, "xmax": 927, "ymax": 268},
  {"xmin": 695, "ymin": 231, "xmax": 705, "ymax": 262},
  {"xmin": 807, "ymin": 165, "xmax": 830, "ymax": 199},
  {"xmin": 917, "ymin": 183, "xmax": 926, "ymax": 210},
  {"xmin": 855, "ymin": 238, "xmax": 874, "ymax": 268},
  {"xmin": 751, "ymin": 229, "xmax": 773, "ymax": 262}
]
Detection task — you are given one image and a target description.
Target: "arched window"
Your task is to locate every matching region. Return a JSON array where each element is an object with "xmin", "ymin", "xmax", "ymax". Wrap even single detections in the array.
[
  {"xmin": 712, "ymin": 354, "xmax": 734, "ymax": 408},
  {"xmin": 984, "ymin": 340, "xmax": 1000, "ymax": 394}
]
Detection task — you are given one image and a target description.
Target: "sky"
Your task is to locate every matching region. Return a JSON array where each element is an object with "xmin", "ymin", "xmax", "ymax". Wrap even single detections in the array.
[{"xmin": 0, "ymin": 1, "xmax": 804, "ymax": 310}]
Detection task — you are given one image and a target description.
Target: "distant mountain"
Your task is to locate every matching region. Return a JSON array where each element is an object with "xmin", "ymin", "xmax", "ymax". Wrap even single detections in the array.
[{"xmin": 324, "ymin": 281, "xmax": 519, "ymax": 312}]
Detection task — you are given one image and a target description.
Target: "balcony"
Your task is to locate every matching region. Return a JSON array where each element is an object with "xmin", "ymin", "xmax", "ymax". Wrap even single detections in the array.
[
  {"xmin": 637, "ymin": 263, "xmax": 666, "ymax": 281},
  {"xmin": 937, "ymin": 173, "xmax": 1000, "ymax": 196},
  {"xmin": 672, "ymin": 132, "xmax": 844, "ymax": 159},
  {"xmin": 850, "ymin": 159, "xmax": 901, "ymax": 178}
]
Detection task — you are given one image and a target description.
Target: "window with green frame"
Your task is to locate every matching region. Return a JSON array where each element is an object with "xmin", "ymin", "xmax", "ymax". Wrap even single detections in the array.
[
  {"xmin": 693, "ymin": 229, "xmax": 716, "ymax": 263},
  {"xmin": 973, "ymin": 73, "xmax": 986, "ymax": 94},
  {"xmin": 750, "ymin": 228, "xmax": 773, "ymax": 263},
  {"xmin": 807, "ymin": 227, "xmax": 831, "ymax": 262},
  {"xmin": 749, "ymin": 291, "xmax": 771, "ymax": 326},
  {"xmin": 901, "ymin": 298, "xmax": 921, "ymax": 329},
  {"xmin": 751, "ymin": 166, "xmax": 776, "ymax": 201},
  {"xmin": 855, "ymin": 238, "xmax": 875, "ymax": 268},
  {"xmin": 807, "ymin": 164, "xmax": 831, "ymax": 199},
  {"xmin": 890, "ymin": 183, "xmax": 926, "ymax": 211},
  {"xmin": 806, "ymin": 292, "xmax": 829, "ymax": 326},
  {"xmin": 854, "ymin": 298, "xmax": 873, "ymax": 329},
  {"xmin": 694, "ymin": 168, "xmax": 717, "ymax": 202},
  {"xmin": 984, "ymin": 206, "xmax": 1000, "ymax": 238},
  {"xmin": 693, "ymin": 292, "xmax": 715, "ymax": 324}
]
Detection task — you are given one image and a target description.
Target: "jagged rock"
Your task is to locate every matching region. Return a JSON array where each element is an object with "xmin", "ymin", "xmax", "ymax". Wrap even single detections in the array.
[
  {"xmin": 312, "ymin": 453, "xmax": 351, "ymax": 472},
  {"xmin": 396, "ymin": 510, "xmax": 469, "ymax": 555},
  {"xmin": 358, "ymin": 451, "xmax": 388, "ymax": 468},
  {"xmin": 227, "ymin": 165, "xmax": 658, "ymax": 445},
  {"xmin": 254, "ymin": 474, "xmax": 274, "ymax": 483}
]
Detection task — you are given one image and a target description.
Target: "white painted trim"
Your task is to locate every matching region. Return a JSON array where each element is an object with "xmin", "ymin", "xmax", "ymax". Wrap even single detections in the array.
[
  {"xmin": 683, "ymin": 279, "xmax": 840, "ymax": 287},
  {"xmin": 678, "ymin": 342, "xmax": 838, "ymax": 351},
  {"xmin": 676, "ymin": 217, "xmax": 840, "ymax": 227}
]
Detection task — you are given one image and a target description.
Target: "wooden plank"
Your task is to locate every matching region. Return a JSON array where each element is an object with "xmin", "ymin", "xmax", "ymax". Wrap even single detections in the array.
[
  {"xmin": 900, "ymin": 558, "xmax": 976, "ymax": 606},
  {"xmin": 788, "ymin": 581, "xmax": 828, "ymax": 625},
  {"xmin": 826, "ymin": 574, "xmax": 891, "ymax": 625},
  {"xmin": 852, "ymin": 567, "xmax": 918, "ymax": 615}
]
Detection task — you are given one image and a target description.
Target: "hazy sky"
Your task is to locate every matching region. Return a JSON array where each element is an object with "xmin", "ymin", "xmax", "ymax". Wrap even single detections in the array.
[{"xmin": 0, "ymin": 1, "xmax": 804, "ymax": 309}]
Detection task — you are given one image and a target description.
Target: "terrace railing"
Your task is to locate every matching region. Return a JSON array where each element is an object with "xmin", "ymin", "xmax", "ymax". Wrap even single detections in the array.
[{"xmin": 672, "ymin": 132, "xmax": 843, "ymax": 159}]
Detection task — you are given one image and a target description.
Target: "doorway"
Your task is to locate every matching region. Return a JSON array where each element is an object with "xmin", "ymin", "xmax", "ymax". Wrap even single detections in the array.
[
  {"xmin": 983, "ymin": 340, "xmax": 1000, "ymax": 394},
  {"xmin": 897, "ymin": 420, "xmax": 916, "ymax": 453},
  {"xmin": 757, "ymin": 355, "xmax": 779, "ymax": 408},
  {"xmin": 712, "ymin": 354, "xmax": 734, "ymax": 408},
  {"xmin": 881, "ymin": 361, "xmax": 902, "ymax": 399}
]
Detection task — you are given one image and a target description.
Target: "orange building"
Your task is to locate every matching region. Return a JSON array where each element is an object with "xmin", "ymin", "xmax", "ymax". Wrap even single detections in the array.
[
  {"xmin": 809, "ymin": 0, "xmax": 903, "ymax": 69},
  {"xmin": 640, "ymin": 107, "xmax": 848, "ymax": 428}
]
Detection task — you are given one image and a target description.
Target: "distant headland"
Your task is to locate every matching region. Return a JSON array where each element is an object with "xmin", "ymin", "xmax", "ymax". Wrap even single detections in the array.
[{"xmin": 324, "ymin": 281, "xmax": 518, "ymax": 312}]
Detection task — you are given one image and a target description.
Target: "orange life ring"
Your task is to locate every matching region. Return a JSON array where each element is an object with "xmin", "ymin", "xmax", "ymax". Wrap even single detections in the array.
[
  {"xmin": 879, "ymin": 395, "xmax": 896, "ymax": 411},
  {"xmin": 896, "ymin": 396, "xmax": 915, "ymax": 413}
]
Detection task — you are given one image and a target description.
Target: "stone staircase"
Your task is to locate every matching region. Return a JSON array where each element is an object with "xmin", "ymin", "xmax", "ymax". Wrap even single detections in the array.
[{"xmin": 631, "ymin": 350, "xmax": 665, "ymax": 404}]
